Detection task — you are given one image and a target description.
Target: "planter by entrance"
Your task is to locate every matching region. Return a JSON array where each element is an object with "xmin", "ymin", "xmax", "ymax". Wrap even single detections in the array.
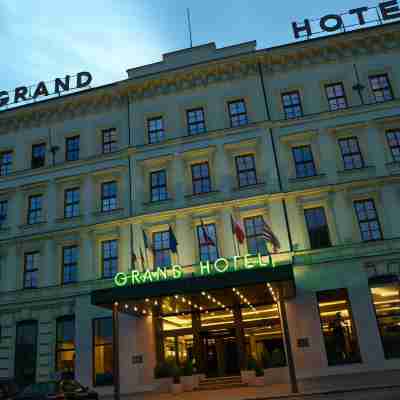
[
  {"xmin": 181, "ymin": 375, "xmax": 197, "ymax": 391},
  {"xmin": 241, "ymin": 370, "xmax": 256, "ymax": 385},
  {"xmin": 254, "ymin": 376, "xmax": 265, "ymax": 386},
  {"xmin": 170, "ymin": 382, "xmax": 183, "ymax": 394},
  {"xmin": 155, "ymin": 377, "xmax": 173, "ymax": 393}
]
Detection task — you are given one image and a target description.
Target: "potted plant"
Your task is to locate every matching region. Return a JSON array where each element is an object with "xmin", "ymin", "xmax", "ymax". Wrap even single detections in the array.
[
  {"xmin": 241, "ymin": 357, "xmax": 257, "ymax": 384},
  {"xmin": 170, "ymin": 361, "xmax": 183, "ymax": 394},
  {"xmin": 154, "ymin": 361, "xmax": 173, "ymax": 393},
  {"xmin": 181, "ymin": 359, "xmax": 197, "ymax": 391},
  {"xmin": 254, "ymin": 363, "xmax": 265, "ymax": 386},
  {"xmin": 270, "ymin": 348, "xmax": 286, "ymax": 367}
]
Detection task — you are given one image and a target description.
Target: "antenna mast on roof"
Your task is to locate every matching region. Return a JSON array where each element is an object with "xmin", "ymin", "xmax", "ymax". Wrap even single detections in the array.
[{"xmin": 186, "ymin": 8, "xmax": 193, "ymax": 48}]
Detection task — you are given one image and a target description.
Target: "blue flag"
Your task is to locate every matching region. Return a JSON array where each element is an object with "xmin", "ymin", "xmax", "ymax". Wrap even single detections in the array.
[{"xmin": 169, "ymin": 226, "xmax": 178, "ymax": 254}]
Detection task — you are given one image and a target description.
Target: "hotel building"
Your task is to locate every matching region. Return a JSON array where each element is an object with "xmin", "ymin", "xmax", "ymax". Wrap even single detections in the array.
[{"xmin": 0, "ymin": 20, "xmax": 400, "ymax": 396}]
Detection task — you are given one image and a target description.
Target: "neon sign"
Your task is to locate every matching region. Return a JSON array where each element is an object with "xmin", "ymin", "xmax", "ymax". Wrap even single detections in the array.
[{"xmin": 113, "ymin": 253, "xmax": 274, "ymax": 287}]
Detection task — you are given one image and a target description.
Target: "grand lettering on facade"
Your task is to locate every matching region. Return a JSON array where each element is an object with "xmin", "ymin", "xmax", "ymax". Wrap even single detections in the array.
[
  {"xmin": 114, "ymin": 253, "xmax": 274, "ymax": 287},
  {"xmin": 0, "ymin": 71, "xmax": 93, "ymax": 109},
  {"xmin": 292, "ymin": 0, "xmax": 400, "ymax": 39}
]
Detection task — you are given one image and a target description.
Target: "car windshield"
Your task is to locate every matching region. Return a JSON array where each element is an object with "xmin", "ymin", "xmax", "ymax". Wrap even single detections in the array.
[{"xmin": 22, "ymin": 382, "xmax": 58, "ymax": 395}]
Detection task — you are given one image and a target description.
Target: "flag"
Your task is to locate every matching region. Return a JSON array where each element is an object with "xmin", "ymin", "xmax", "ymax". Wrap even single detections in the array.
[
  {"xmin": 142, "ymin": 229, "xmax": 149, "ymax": 249},
  {"xmin": 231, "ymin": 215, "xmax": 245, "ymax": 244},
  {"xmin": 169, "ymin": 226, "xmax": 178, "ymax": 254},
  {"xmin": 262, "ymin": 218, "xmax": 281, "ymax": 253},
  {"xmin": 131, "ymin": 251, "xmax": 137, "ymax": 265},
  {"xmin": 139, "ymin": 248, "xmax": 145, "ymax": 267},
  {"xmin": 200, "ymin": 219, "xmax": 215, "ymax": 246}
]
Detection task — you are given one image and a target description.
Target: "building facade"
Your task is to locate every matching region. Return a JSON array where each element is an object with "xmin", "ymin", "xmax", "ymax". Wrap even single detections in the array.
[{"xmin": 1, "ymin": 21, "xmax": 400, "ymax": 395}]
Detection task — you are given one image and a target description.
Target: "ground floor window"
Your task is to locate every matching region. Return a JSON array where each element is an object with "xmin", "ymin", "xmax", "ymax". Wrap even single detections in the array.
[
  {"xmin": 93, "ymin": 318, "xmax": 113, "ymax": 386},
  {"xmin": 56, "ymin": 316, "xmax": 75, "ymax": 376},
  {"xmin": 317, "ymin": 289, "xmax": 361, "ymax": 366},
  {"xmin": 370, "ymin": 283, "xmax": 400, "ymax": 359}
]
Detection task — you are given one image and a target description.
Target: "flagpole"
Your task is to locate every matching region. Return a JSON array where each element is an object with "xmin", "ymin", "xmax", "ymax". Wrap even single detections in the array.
[{"xmin": 230, "ymin": 214, "xmax": 241, "ymax": 256}]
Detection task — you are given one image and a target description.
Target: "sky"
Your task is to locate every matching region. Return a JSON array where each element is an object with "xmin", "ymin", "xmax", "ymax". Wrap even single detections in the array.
[{"xmin": 0, "ymin": 0, "xmax": 385, "ymax": 91}]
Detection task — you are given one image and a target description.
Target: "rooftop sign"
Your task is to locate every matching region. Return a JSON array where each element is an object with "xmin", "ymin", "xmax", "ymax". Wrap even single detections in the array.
[
  {"xmin": 292, "ymin": 0, "xmax": 400, "ymax": 39},
  {"xmin": 0, "ymin": 71, "xmax": 93, "ymax": 110}
]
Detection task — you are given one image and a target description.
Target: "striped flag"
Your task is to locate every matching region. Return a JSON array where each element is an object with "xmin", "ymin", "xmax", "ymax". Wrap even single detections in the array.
[
  {"xmin": 231, "ymin": 215, "xmax": 245, "ymax": 244},
  {"xmin": 200, "ymin": 219, "xmax": 215, "ymax": 246},
  {"xmin": 262, "ymin": 218, "xmax": 281, "ymax": 253}
]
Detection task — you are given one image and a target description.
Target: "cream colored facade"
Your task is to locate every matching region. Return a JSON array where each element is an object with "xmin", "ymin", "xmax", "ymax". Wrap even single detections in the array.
[{"xmin": 1, "ymin": 21, "xmax": 400, "ymax": 395}]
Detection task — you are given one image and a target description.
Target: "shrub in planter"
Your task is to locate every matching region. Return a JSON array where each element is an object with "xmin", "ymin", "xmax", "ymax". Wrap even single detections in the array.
[
  {"xmin": 270, "ymin": 348, "xmax": 286, "ymax": 368},
  {"xmin": 247, "ymin": 356, "xmax": 258, "ymax": 371},
  {"xmin": 261, "ymin": 349, "xmax": 271, "ymax": 369},
  {"xmin": 182, "ymin": 359, "xmax": 194, "ymax": 376}
]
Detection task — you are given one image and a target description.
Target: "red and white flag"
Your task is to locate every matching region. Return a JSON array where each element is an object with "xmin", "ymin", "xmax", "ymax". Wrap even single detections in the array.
[
  {"xmin": 231, "ymin": 215, "xmax": 245, "ymax": 244},
  {"xmin": 262, "ymin": 218, "xmax": 281, "ymax": 253}
]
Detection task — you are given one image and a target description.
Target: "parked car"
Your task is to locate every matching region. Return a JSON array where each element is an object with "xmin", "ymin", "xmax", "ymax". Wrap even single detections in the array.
[
  {"xmin": 0, "ymin": 379, "xmax": 19, "ymax": 400},
  {"xmin": 15, "ymin": 380, "xmax": 98, "ymax": 400}
]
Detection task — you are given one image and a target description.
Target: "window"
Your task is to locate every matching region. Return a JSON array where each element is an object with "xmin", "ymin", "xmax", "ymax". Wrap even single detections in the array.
[
  {"xmin": 148, "ymin": 117, "xmax": 165, "ymax": 144},
  {"xmin": 228, "ymin": 99, "xmax": 248, "ymax": 127},
  {"xmin": 93, "ymin": 318, "xmax": 113, "ymax": 386},
  {"xmin": 354, "ymin": 199, "xmax": 382, "ymax": 241},
  {"xmin": 101, "ymin": 181, "xmax": 117, "ymax": 212},
  {"xmin": 317, "ymin": 289, "xmax": 361, "ymax": 366},
  {"xmin": 150, "ymin": 170, "xmax": 168, "ymax": 202},
  {"xmin": 370, "ymin": 283, "xmax": 400, "ymax": 359},
  {"xmin": 0, "ymin": 199, "xmax": 7, "ymax": 225},
  {"xmin": 386, "ymin": 130, "xmax": 400, "ymax": 162},
  {"xmin": 187, "ymin": 108, "xmax": 206, "ymax": 135},
  {"xmin": 282, "ymin": 91, "xmax": 303, "ymax": 119},
  {"xmin": 56, "ymin": 317, "xmax": 75, "ymax": 375},
  {"xmin": 197, "ymin": 223, "xmax": 218, "ymax": 262},
  {"xmin": 102, "ymin": 128, "xmax": 117, "ymax": 154},
  {"xmin": 304, "ymin": 207, "xmax": 331, "ymax": 249},
  {"xmin": 15, "ymin": 321, "xmax": 38, "ymax": 386},
  {"xmin": 292, "ymin": 145, "xmax": 316, "ymax": 178},
  {"xmin": 24, "ymin": 252, "xmax": 39, "ymax": 289},
  {"xmin": 235, "ymin": 154, "xmax": 257, "ymax": 188},
  {"xmin": 64, "ymin": 188, "xmax": 80, "ymax": 218},
  {"xmin": 31, "ymin": 143, "xmax": 46, "ymax": 169},
  {"xmin": 27, "ymin": 195, "xmax": 43, "ymax": 224},
  {"xmin": 339, "ymin": 137, "xmax": 364, "ymax": 170},
  {"xmin": 66, "ymin": 136, "xmax": 80, "ymax": 161},
  {"xmin": 62, "ymin": 246, "xmax": 78, "ymax": 284},
  {"xmin": 191, "ymin": 162, "xmax": 211, "ymax": 195},
  {"xmin": 325, "ymin": 83, "xmax": 348, "ymax": 111},
  {"xmin": 244, "ymin": 216, "xmax": 267, "ymax": 255},
  {"xmin": 0, "ymin": 151, "xmax": 13, "ymax": 176},
  {"xmin": 369, "ymin": 74, "xmax": 393, "ymax": 103},
  {"xmin": 102, "ymin": 240, "xmax": 118, "ymax": 278},
  {"xmin": 153, "ymin": 231, "xmax": 171, "ymax": 268}
]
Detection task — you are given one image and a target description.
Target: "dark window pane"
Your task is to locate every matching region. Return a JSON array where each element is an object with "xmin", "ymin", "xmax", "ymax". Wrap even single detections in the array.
[
  {"xmin": 338, "ymin": 137, "xmax": 364, "ymax": 170},
  {"xmin": 102, "ymin": 128, "xmax": 117, "ymax": 154},
  {"xmin": 56, "ymin": 317, "xmax": 75, "ymax": 376},
  {"xmin": 150, "ymin": 170, "xmax": 168, "ymax": 202},
  {"xmin": 228, "ymin": 99, "xmax": 248, "ymax": 127},
  {"xmin": 386, "ymin": 130, "xmax": 400, "ymax": 162},
  {"xmin": 325, "ymin": 83, "xmax": 348, "ymax": 111},
  {"xmin": 62, "ymin": 246, "xmax": 78, "ymax": 284},
  {"xmin": 244, "ymin": 216, "xmax": 267, "ymax": 255},
  {"xmin": 304, "ymin": 208, "xmax": 331, "ymax": 249},
  {"xmin": 153, "ymin": 231, "xmax": 171, "ymax": 267},
  {"xmin": 354, "ymin": 199, "xmax": 382, "ymax": 242},
  {"xmin": 102, "ymin": 240, "xmax": 118, "ymax": 278},
  {"xmin": 187, "ymin": 108, "xmax": 206, "ymax": 135},
  {"xmin": 24, "ymin": 252, "xmax": 39, "ymax": 289},
  {"xmin": 64, "ymin": 188, "xmax": 80, "ymax": 218},
  {"xmin": 15, "ymin": 321, "xmax": 38, "ymax": 385},
  {"xmin": 31, "ymin": 143, "xmax": 46, "ymax": 168},
  {"xmin": 66, "ymin": 136, "xmax": 80, "ymax": 161},
  {"xmin": 148, "ymin": 117, "xmax": 165, "ymax": 144},
  {"xmin": 0, "ymin": 151, "xmax": 13, "ymax": 176},
  {"xmin": 101, "ymin": 181, "xmax": 117, "ymax": 212},
  {"xmin": 191, "ymin": 162, "xmax": 211, "ymax": 195},
  {"xmin": 369, "ymin": 74, "xmax": 393, "ymax": 103},
  {"xmin": 197, "ymin": 223, "xmax": 218, "ymax": 262},
  {"xmin": 282, "ymin": 91, "xmax": 303, "ymax": 119},
  {"xmin": 292, "ymin": 146, "xmax": 316, "ymax": 178},
  {"xmin": 235, "ymin": 155, "xmax": 257, "ymax": 188},
  {"xmin": 93, "ymin": 318, "xmax": 113, "ymax": 386}
]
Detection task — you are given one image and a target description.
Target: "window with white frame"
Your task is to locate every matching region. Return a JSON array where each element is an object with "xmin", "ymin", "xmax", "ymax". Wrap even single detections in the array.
[
  {"xmin": 64, "ymin": 188, "xmax": 80, "ymax": 218},
  {"xmin": 150, "ymin": 170, "xmax": 168, "ymax": 202},
  {"xmin": 187, "ymin": 108, "xmax": 206, "ymax": 135},
  {"xmin": 102, "ymin": 128, "xmax": 117, "ymax": 154},
  {"xmin": 235, "ymin": 154, "xmax": 257, "ymax": 188},
  {"xmin": 228, "ymin": 99, "xmax": 248, "ymax": 127},
  {"xmin": 369, "ymin": 74, "xmax": 393, "ymax": 103},
  {"xmin": 102, "ymin": 240, "xmax": 118, "ymax": 278},
  {"xmin": 27, "ymin": 195, "xmax": 43, "ymax": 224},
  {"xmin": 292, "ymin": 145, "xmax": 316, "ymax": 178},
  {"xmin": 153, "ymin": 231, "xmax": 171, "ymax": 268},
  {"xmin": 197, "ymin": 223, "xmax": 218, "ymax": 263},
  {"xmin": 354, "ymin": 199, "xmax": 382, "ymax": 242},
  {"xmin": 148, "ymin": 117, "xmax": 165, "ymax": 144},
  {"xmin": 0, "ymin": 151, "xmax": 13, "ymax": 176},
  {"xmin": 62, "ymin": 246, "xmax": 78, "ymax": 284},
  {"xmin": 325, "ymin": 83, "xmax": 348, "ymax": 111},
  {"xmin": 339, "ymin": 137, "xmax": 364, "ymax": 170},
  {"xmin": 282, "ymin": 91, "xmax": 303, "ymax": 119},
  {"xmin": 191, "ymin": 162, "xmax": 211, "ymax": 195},
  {"xmin": 244, "ymin": 216, "xmax": 267, "ymax": 255},
  {"xmin": 24, "ymin": 251, "xmax": 39, "ymax": 289},
  {"xmin": 386, "ymin": 130, "xmax": 400, "ymax": 162},
  {"xmin": 66, "ymin": 136, "xmax": 80, "ymax": 161},
  {"xmin": 101, "ymin": 181, "xmax": 117, "ymax": 212}
]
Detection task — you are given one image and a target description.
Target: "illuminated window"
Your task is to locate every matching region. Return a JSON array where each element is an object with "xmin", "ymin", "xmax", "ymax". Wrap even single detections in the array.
[
  {"xmin": 102, "ymin": 240, "xmax": 118, "ymax": 278},
  {"xmin": 102, "ymin": 128, "xmax": 117, "ymax": 154},
  {"xmin": 292, "ymin": 145, "xmax": 316, "ymax": 178},
  {"xmin": 244, "ymin": 216, "xmax": 267, "ymax": 255},
  {"xmin": 93, "ymin": 318, "xmax": 113, "ymax": 386},
  {"xmin": 62, "ymin": 246, "xmax": 78, "ymax": 284},
  {"xmin": 191, "ymin": 162, "xmax": 211, "ymax": 195},
  {"xmin": 369, "ymin": 74, "xmax": 393, "ymax": 103},
  {"xmin": 56, "ymin": 316, "xmax": 75, "ymax": 376},
  {"xmin": 153, "ymin": 231, "xmax": 171, "ymax": 268},
  {"xmin": 354, "ymin": 199, "xmax": 382, "ymax": 242},
  {"xmin": 101, "ymin": 181, "xmax": 117, "ymax": 212},
  {"xmin": 228, "ymin": 99, "xmax": 248, "ymax": 127},
  {"xmin": 66, "ymin": 136, "xmax": 80, "ymax": 161},
  {"xmin": 64, "ymin": 188, "xmax": 80, "ymax": 218},
  {"xmin": 386, "ymin": 130, "xmax": 400, "ymax": 162},
  {"xmin": 0, "ymin": 151, "xmax": 13, "ymax": 176},
  {"xmin": 304, "ymin": 207, "xmax": 331, "ymax": 249},
  {"xmin": 24, "ymin": 252, "xmax": 39, "ymax": 289},
  {"xmin": 187, "ymin": 108, "xmax": 206, "ymax": 135},
  {"xmin": 27, "ymin": 194, "xmax": 43, "ymax": 224},
  {"xmin": 282, "ymin": 91, "xmax": 303, "ymax": 119},
  {"xmin": 197, "ymin": 223, "xmax": 218, "ymax": 262},
  {"xmin": 339, "ymin": 137, "xmax": 364, "ymax": 170},
  {"xmin": 150, "ymin": 170, "xmax": 168, "ymax": 202},
  {"xmin": 0, "ymin": 199, "xmax": 7, "ymax": 225},
  {"xmin": 317, "ymin": 289, "xmax": 361, "ymax": 366},
  {"xmin": 148, "ymin": 117, "xmax": 165, "ymax": 144},
  {"xmin": 325, "ymin": 83, "xmax": 347, "ymax": 111},
  {"xmin": 235, "ymin": 154, "xmax": 257, "ymax": 188},
  {"xmin": 31, "ymin": 143, "xmax": 46, "ymax": 169},
  {"xmin": 370, "ymin": 284, "xmax": 400, "ymax": 359}
]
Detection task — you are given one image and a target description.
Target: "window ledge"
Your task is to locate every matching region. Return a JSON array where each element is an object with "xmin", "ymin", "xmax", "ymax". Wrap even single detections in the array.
[
  {"xmin": 92, "ymin": 208, "xmax": 124, "ymax": 217},
  {"xmin": 19, "ymin": 221, "xmax": 47, "ymax": 230},
  {"xmin": 289, "ymin": 174, "xmax": 326, "ymax": 183},
  {"xmin": 185, "ymin": 190, "xmax": 220, "ymax": 199},
  {"xmin": 56, "ymin": 215, "xmax": 83, "ymax": 223},
  {"xmin": 233, "ymin": 182, "xmax": 266, "ymax": 192},
  {"xmin": 143, "ymin": 198, "xmax": 174, "ymax": 206},
  {"xmin": 337, "ymin": 166, "xmax": 376, "ymax": 175}
]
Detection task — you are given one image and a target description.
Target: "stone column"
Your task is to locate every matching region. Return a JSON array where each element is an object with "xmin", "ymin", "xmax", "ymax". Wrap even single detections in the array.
[
  {"xmin": 380, "ymin": 184, "xmax": 400, "ymax": 239},
  {"xmin": 82, "ymin": 175, "xmax": 94, "ymax": 224},
  {"xmin": 366, "ymin": 122, "xmax": 386, "ymax": 177},
  {"xmin": 262, "ymin": 131, "xmax": 280, "ymax": 192},
  {"xmin": 317, "ymin": 128, "xmax": 338, "ymax": 184},
  {"xmin": 175, "ymin": 215, "xmax": 195, "ymax": 266},
  {"xmin": 285, "ymin": 198, "xmax": 307, "ymax": 251},
  {"xmin": 43, "ymin": 239, "xmax": 57, "ymax": 287},
  {"xmin": 233, "ymin": 300, "xmax": 246, "ymax": 370},
  {"xmin": 80, "ymin": 231, "xmax": 94, "ymax": 281},
  {"xmin": 215, "ymin": 143, "xmax": 231, "ymax": 195},
  {"xmin": 268, "ymin": 199, "xmax": 290, "ymax": 253},
  {"xmin": 46, "ymin": 179, "xmax": 57, "ymax": 226},
  {"xmin": 219, "ymin": 207, "xmax": 236, "ymax": 258},
  {"xmin": 119, "ymin": 224, "xmax": 131, "ymax": 273},
  {"xmin": 171, "ymin": 155, "xmax": 185, "ymax": 208},
  {"xmin": 13, "ymin": 190, "xmax": 25, "ymax": 230},
  {"xmin": 332, "ymin": 190, "xmax": 354, "ymax": 244}
]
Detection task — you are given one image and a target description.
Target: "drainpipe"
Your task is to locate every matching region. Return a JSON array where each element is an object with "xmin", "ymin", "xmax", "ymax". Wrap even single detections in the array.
[{"xmin": 257, "ymin": 61, "xmax": 298, "ymax": 394}]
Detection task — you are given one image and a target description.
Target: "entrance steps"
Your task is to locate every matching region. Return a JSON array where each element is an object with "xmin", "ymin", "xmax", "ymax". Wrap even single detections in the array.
[{"xmin": 196, "ymin": 375, "xmax": 247, "ymax": 391}]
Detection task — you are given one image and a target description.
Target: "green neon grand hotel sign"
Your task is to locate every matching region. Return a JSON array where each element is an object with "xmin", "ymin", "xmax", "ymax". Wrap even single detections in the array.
[{"xmin": 113, "ymin": 253, "xmax": 274, "ymax": 287}]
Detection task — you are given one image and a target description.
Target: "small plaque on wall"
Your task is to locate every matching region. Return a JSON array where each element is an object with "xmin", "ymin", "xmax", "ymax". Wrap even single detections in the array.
[
  {"xmin": 132, "ymin": 355, "xmax": 144, "ymax": 364},
  {"xmin": 297, "ymin": 338, "xmax": 310, "ymax": 348}
]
